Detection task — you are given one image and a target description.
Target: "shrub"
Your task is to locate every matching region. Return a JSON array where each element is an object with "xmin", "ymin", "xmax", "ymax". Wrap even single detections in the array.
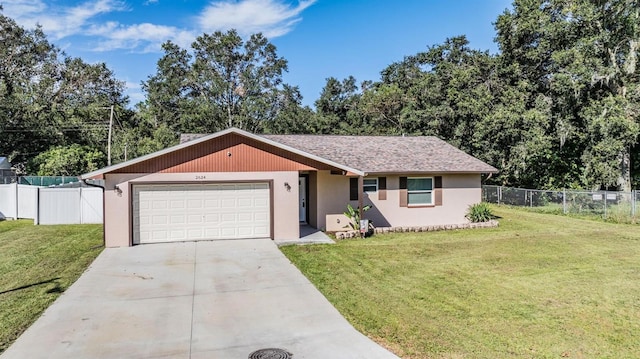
[
  {"xmin": 466, "ymin": 203, "xmax": 496, "ymax": 223},
  {"xmin": 343, "ymin": 203, "xmax": 372, "ymax": 231}
]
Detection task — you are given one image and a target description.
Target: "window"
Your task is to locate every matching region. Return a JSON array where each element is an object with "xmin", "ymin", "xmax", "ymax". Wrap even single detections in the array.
[
  {"xmin": 363, "ymin": 178, "xmax": 378, "ymax": 192},
  {"xmin": 407, "ymin": 177, "xmax": 433, "ymax": 205}
]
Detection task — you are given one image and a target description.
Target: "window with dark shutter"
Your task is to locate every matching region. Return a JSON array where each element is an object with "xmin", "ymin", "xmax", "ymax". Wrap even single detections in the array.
[
  {"xmin": 407, "ymin": 177, "xmax": 434, "ymax": 205},
  {"xmin": 363, "ymin": 178, "xmax": 378, "ymax": 192},
  {"xmin": 434, "ymin": 176, "xmax": 442, "ymax": 189},
  {"xmin": 399, "ymin": 177, "xmax": 407, "ymax": 207},
  {"xmin": 399, "ymin": 176, "xmax": 441, "ymax": 207},
  {"xmin": 349, "ymin": 177, "xmax": 358, "ymax": 201},
  {"xmin": 378, "ymin": 177, "xmax": 387, "ymax": 200},
  {"xmin": 434, "ymin": 176, "xmax": 443, "ymax": 206}
]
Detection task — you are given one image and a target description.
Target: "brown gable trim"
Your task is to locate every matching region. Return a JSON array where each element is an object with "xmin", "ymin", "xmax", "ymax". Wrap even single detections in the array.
[
  {"xmin": 112, "ymin": 133, "xmax": 341, "ymax": 174},
  {"xmin": 82, "ymin": 128, "xmax": 365, "ymax": 179}
]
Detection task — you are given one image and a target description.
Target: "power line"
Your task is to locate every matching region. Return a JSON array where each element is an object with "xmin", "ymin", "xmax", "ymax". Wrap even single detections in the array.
[
  {"xmin": 2, "ymin": 126, "xmax": 108, "ymax": 132},
  {"xmin": 114, "ymin": 111, "xmax": 124, "ymax": 130}
]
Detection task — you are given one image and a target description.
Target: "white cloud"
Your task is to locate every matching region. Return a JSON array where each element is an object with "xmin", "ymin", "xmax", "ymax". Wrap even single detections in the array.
[
  {"xmin": 124, "ymin": 81, "xmax": 145, "ymax": 104},
  {"xmin": 198, "ymin": 0, "xmax": 316, "ymax": 38},
  {"xmin": 0, "ymin": 0, "xmax": 47, "ymax": 14},
  {"xmin": 128, "ymin": 90, "xmax": 146, "ymax": 104},
  {"xmin": 87, "ymin": 22, "xmax": 196, "ymax": 52},
  {"xmin": 2, "ymin": 0, "xmax": 125, "ymax": 39},
  {"xmin": 1, "ymin": 0, "xmax": 315, "ymax": 54},
  {"xmin": 125, "ymin": 81, "xmax": 141, "ymax": 89}
]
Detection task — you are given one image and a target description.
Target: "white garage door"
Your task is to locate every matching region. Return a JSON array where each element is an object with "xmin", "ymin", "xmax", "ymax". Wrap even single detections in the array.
[{"xmin": 133, "ymin": 183, "xmax": 270, "ymax": 244}]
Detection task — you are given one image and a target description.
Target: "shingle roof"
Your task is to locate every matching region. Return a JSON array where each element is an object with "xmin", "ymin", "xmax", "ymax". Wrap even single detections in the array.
[
  {"xmin": 180, "ymin": 134, "xmax": 207, "ymax": 143},
  {"xmin": 263, "ymin": 134, "xmax": 497, "ymax": 173},
  {"xmin": 180, "ymin": 132, "xmax": 497, "ymax": 174}
]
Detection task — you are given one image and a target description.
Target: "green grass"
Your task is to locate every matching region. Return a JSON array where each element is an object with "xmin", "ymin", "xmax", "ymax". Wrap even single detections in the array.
[
  {"xmin": 281, "ymin": 207, "xmax": 640, "ymax": 358},
  {"xmin": 0, "ymin": 220, "xmax": 103, "ymax": 353},
  {"xmin": 508, "ymin": 202, "xmax": 639, "ymax": 224}
]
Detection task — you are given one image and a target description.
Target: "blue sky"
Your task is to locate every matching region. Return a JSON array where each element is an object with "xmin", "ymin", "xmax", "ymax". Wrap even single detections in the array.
[{"xmin": 3, "ymin": 0, "xmax": 513, "ymax": 106}]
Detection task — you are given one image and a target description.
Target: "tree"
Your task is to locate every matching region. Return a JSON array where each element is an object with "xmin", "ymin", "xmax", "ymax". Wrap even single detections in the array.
[
  {"xmin": 141, "ymin": 41, "xmax": 193, "ymax": 134},
  {"xmin": 407, "ymin": 36, "xmax": 497, "ymax": 152},
  {"xmin": 263, "ymin": 85, "xmax": 316, "ymax": 134},
  {"xmin": 495, "ymin": 0, "xmax": 640, "ymax": 190},
  {"xmin": 580, "ymin": 0, "xmax": 640, "ymax": 191},
  {"xmin": 141, "ymin": 30, "xmax": 292, "ymax": 135},
  {"xmin": 368, "ymin": 36, "xmax": 501, "ymax": 155},
  {"xmin": 30, "ymin": 144, "xmax": 105, "ymax": 176},
  {"xmin": 0, "ymin": 13, "xmax": 60, "ymax": 165},
  {"xmin": 0, "ymin": 12, "xmax": 128, "ymax": 172},
  {"xmin": 312, "ymin": 76, "xmax": 363, "ymax": 134},
  {"xmin": 581, "ymin": 95, "xmax": 639, "ymax": 188},
  {"xmin": 359, "ymin": 83, "xmax": 408, "ymax": 135}
]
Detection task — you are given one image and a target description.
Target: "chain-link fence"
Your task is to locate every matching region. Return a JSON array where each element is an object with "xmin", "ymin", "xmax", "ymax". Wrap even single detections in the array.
[
  {"xmin": 483, "ymin": 185, "xmax": 639, "ymax": 219},
  {"xmin": 0, "ymin": 169, "xmax": 17, "ymax": 184}
]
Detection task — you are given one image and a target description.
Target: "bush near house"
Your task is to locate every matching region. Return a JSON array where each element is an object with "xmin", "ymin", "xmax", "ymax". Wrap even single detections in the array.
[{"xmin": 465, "ymin": 202, "xmax": 496, "ymax": 222}]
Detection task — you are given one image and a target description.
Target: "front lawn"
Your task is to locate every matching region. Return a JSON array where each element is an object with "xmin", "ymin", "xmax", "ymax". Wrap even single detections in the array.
[
  {"xmin": 281, "ymin": 207, "xmax": 640, "ymax": 358},
  {"xmin": 0, "ymin": 220, "xmax": 103, "ymax": 353}
]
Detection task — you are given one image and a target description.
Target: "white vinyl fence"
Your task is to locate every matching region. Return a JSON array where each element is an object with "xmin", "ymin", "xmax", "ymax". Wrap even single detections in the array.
[
  {"xmin": 0, "ymin": 183, "xmax": 18, "ymax": 219},
  {"xmin": 18, "ymin": 184, "xmax": 39, "ymax": 219},
  {"xmin": 0, "ymin": 183, "xmax": 103, "ymax": 224}
]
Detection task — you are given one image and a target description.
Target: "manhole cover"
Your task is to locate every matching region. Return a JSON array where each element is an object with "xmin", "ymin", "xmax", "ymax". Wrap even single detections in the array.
[{"xmin": 248, "ymin": 348, "xmax": 293, "ymax": 359}]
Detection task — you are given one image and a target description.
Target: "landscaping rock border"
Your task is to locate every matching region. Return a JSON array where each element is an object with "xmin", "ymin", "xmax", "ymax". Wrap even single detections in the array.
[{"xmin": 334, "ymin": 220, "xmax": 499, "ymax": 240}]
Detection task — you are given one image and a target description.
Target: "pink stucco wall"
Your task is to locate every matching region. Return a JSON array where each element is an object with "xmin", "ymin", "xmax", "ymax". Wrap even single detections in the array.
[
  {"xmin": 316, "ymin": 172, "xmax": 482, "ymax": 230},
  {"xmin": 103, "ymin": 170, "xmax": 482, "ymax": 247},
  {"xmin": 362, "ymin": 174, "xmax": 481, "ymax": 228},
  {"xmin": 313, "ymin": 171, "xmax": 351, "ymax": 230}
]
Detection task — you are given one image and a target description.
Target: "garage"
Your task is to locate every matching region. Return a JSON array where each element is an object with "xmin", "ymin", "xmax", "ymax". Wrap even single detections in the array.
[
  {"xmin": 132, "ymin": 182, "xmax": 270, "ymax": 244},
  {"xmin": 82, "ymin": 128, "xmax": 342, "ymax": 247}
]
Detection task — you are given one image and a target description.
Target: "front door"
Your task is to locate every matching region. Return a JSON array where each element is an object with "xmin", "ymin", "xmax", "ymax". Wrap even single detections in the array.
[{"xmin": 299, "ymin": 177, "xmax": 307, "ymax": 222}]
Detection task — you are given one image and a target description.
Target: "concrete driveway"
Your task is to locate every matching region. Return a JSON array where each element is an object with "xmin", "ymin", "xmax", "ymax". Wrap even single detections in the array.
[{"xmin": 1, "ymin": 239, "xmax": 399, "ymax": 359}]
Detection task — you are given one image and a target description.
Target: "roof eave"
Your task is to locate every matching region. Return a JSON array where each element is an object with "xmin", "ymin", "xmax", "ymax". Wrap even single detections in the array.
[{"xmin": 363, "ymin": 169, "xmax": 499, "ymax": 176}]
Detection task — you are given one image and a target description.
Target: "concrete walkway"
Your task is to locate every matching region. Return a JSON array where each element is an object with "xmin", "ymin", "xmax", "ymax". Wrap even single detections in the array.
[
  {"xmin": 274, "ymin": 224, "xmax": 335, "ymax": 246},
  {"xmin": 1, "ymin": 239, "xmax": 398, "ymax": 359}
]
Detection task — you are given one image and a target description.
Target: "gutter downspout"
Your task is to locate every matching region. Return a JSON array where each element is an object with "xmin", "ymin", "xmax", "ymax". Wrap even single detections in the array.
[{"xmin": 81, "ymin": 177, "xmax": 106, "ymax": 248}]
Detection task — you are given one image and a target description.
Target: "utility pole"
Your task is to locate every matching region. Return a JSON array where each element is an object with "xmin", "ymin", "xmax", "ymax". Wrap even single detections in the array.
[{"xmin": 107, "ymin": 105, "xmax": 114, "ymax": 166}]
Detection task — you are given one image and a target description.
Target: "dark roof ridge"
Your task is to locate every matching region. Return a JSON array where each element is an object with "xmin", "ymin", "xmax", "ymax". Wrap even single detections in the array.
[{"xmin": 263, "ymin": 133, "xmax": 438, "ymax": 137}]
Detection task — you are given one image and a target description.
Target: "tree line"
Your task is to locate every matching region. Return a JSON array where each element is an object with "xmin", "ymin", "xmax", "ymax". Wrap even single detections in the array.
[{"xmin": 1, "ymin": 0, "xmax": 639, "ymax": 190}]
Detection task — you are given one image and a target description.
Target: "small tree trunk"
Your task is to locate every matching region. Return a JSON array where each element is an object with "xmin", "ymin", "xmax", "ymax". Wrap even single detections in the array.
[{"xmin": 618, "ymin": 148, "xmax": 632, "ymax": 192}]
